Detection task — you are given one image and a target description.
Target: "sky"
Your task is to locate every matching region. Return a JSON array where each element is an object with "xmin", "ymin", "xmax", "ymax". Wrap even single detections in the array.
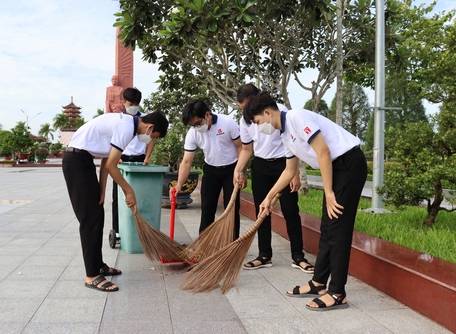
[{"xmin": 1, "ymin": 0, "xmax": 454, "ymax": 139}]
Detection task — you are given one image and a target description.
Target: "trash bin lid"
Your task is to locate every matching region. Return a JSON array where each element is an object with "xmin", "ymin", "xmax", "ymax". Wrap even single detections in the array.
[{"xmin": 117, "ymin": 163, "xmax": 169, "ymax": 173}]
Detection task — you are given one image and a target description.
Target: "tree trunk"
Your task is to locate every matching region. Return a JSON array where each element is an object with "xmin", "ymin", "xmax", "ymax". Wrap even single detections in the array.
[
  {"xmin": 298, "ymin": 160, "xmax": 309, "ymax": 196},
  {"xmin": 423, "ymin": 180, "xmax": 444, "ymax": 227}
]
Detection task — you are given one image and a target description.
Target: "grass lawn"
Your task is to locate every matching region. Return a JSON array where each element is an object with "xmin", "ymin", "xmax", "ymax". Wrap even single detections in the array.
[{"xmin": 242, "ymin": 184, "xmax": 456, "ymax": 264}]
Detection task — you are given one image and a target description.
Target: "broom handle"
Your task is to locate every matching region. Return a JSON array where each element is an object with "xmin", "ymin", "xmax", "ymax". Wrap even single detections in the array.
[
  {"xmin": 237, "ymin": 192, "xmax": 281, "ymax": 242},
  {"xmin": 213, "ymin": 183, "xmax": 239, "ymax": 221},
  {"xmin": 170, "ymin": 188, "xmax": 176, "ymax": 240}
]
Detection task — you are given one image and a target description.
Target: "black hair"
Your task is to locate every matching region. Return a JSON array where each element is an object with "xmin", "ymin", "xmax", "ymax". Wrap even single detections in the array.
[
  {"xmin": 123, "ymin": 87, "xmax": 142, "ymax": 104},
  {"xmin": 236, "ymin": 83, "xmax": 259, "ymax": 103},
  {"xmin": 140, "ymin": 111, "xmax": 169, "ymax": 138},
  {"xmin": 243, "ymin": 92, "xmax": 279, "ymax": 124},
  {"xmin": 181, "ymin": 100, "xmax": 209, "ymax": 126}
]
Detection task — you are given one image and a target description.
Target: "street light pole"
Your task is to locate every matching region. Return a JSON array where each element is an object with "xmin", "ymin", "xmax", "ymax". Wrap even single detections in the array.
[{"xmin": 21, "ymin": 109, "xmax": 41, "ymax": 130}]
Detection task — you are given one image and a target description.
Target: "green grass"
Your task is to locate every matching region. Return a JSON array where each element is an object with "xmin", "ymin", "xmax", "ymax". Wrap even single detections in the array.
[{"xmin": 242, "ymin": 185, "xmax": 456, "ymax": 264}]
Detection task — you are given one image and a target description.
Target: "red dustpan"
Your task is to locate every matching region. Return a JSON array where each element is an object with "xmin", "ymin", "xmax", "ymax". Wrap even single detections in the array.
[{"xmin": 159, "ymin": 188, "xmax": 193, "ymax": 265}]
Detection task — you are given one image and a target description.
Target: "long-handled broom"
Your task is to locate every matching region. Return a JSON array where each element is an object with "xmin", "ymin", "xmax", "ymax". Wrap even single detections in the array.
[
  {"xmin": 181, "ymin": 183, "xmax": 239, "ymax": 262},
  {"xmin": 132, "ymin": 209, "xmax": 187, "ymax": 263},
  {"xmin": 180, "ymin": 192, "xmax": 281, "ymax": 293}
]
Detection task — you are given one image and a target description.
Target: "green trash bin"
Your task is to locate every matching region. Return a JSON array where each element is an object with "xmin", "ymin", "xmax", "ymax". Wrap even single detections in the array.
[{"xmin": 117, "ymin": 163, "xmax": 169, "ymax": 254}]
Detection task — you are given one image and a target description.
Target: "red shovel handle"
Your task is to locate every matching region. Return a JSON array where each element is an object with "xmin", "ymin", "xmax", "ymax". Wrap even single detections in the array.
[{"xmin": 170, "ymin": 187, "xmax": 176, "ymax": 239}]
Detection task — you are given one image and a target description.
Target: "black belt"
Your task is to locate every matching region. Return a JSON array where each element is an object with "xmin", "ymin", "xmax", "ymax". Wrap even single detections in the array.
[
  {"xmin": 66, "ymin": 147, "xmax": 93, "ymax": 158},
  {"xmin": 257, "ymin": 157, "xmax": 286, "ymax": 162},
  {"xmin": 207, "ymin": 162, "xmax": 237, "ymax": 169}
]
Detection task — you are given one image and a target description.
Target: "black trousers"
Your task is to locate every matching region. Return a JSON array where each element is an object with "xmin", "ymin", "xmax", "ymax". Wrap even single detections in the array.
[
  {"xmin": 251, "ymin": 157, "xmax": 304, "ymax": 262},
  {"xmin": 312, "ymin": 147, "xmax": 367, "ymax": 294},
  {"xmin": 62, "ymin": 150, "xmax": 105, "ymax": 277},
  {"xmin": 200, "ymin": 162, "xmax": 240, "ymax": 239},
  {"xmin": 112, "ymin": 154, "xmax": 146, "ymax": 232}
]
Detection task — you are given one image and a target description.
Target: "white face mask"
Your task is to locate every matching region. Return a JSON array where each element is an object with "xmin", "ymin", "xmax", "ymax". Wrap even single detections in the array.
[
  {"xmin": 137, "ymin": 127, "xmax": 153, "ymax": 144},
  {"xmin": 125, "ymin": 105, "xmax": 139, "ymax": 115},
  {"xmin": 195, "ymin": 123, "xmax": 208, "ymax": 133},
  {"xmin": 258, "ymin": 114, "xmax": 275, "ymax": 135}
]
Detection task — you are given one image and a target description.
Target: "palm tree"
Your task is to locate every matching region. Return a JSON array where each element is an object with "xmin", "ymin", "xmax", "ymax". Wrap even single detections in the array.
[
  {"xmin": 38, "ymin": 123, "xmax": 54, "ymax": 141},
  {"xmin": 93, "ymin": 108, "xmax": 104, "ymax": 118},
  {"xmin": 75, "ymin": 116, "xmax": 86, "ymax": 128},
  {"xmin": 53, "ymin": 112, "xmax": 71, "ymax": 130}
]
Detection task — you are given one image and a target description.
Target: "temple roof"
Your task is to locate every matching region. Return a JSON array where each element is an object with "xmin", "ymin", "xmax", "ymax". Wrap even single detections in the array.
[{"xmin": 62, "ymin": 96, "xmax": 81, "ymax": 110}]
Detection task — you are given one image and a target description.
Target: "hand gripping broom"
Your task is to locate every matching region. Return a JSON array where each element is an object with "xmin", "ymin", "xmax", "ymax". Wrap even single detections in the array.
[
  {"xmin": 180, "ymin": 192, "xmax": 281, "ymax": 293},
  {"xmin": 181, "ymin": 183, "xmax": 239, "ymax": 262},
  {"xmin": 132, "ymin": 208, "xmax": 187, "ymax": 263}
]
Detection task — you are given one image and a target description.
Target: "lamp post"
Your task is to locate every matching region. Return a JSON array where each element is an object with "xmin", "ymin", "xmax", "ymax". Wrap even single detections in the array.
[{"xmin": 21, "ymin": 109, "xmax": 41, "ymax": 130}]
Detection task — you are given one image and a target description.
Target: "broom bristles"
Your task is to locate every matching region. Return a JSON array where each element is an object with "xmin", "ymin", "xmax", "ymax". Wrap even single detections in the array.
[
  {"xmin": 180, "ymin": 192, "xmax": 280, "ymax": 293},
  {"xmin": 133, "ymin": 211, "xmax": 186, "ymax": 263},
  {"xmin": 181, "ymin": 184, "xmax": 239, "ymax": 261}
]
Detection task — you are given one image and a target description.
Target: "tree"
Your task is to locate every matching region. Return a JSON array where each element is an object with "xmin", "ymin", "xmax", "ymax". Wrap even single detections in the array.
[
  {"xmin": 377, "ymin": 6, "xmax": 456, "ymax": 227},
  {"xmin": 9, "ymin": 122, "xmax": 34, "ymax": 159},
  {"xmin": 304, "ymin": 99, "xmax": 330, "ymax": 117},
  {"xmin": 329, "ymin": 82, "xmax": 371, "ymax": 142},
  {"xmin": 93, "ymin": 109, "xmax": 104, "ymax": 118},
  {"xmin": 53, "ymin": 112, "xmax": 71, "ymax": 130},
  {"xmin": 115, "ymin": 0, "xmax": 383, "ymax": 111},
  {"xmin": 0, "ymin": 130, "xmax": 14, "ymax": 157},
  {"xmin": 38, "ymin": 123, "xmax": 55, "ymax": 142},
  {"xmin": 384, "ymin": 72, "xmax": 427, "ymax": 131}
]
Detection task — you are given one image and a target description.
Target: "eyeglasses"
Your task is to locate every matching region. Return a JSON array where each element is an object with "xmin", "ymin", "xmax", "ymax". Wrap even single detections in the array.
[{"xmin": 190, "ymin": 118, "xmax": 205, "ymax": 128}]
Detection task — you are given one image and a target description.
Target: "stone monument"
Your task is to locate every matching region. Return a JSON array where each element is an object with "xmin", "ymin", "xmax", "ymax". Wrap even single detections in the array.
[
  {"xmin": 105, "ymin": 26, "xmax": 134, "ymax": 113},
  {"xmin": 105, "ymin": 75, "xmax": 124, "ymax": 113}
]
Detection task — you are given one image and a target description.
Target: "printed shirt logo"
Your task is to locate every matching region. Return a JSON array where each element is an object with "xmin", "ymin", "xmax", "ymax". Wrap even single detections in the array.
[
  {"xmin": 217, "ymin": 128, "xmax": 225, "ymax": 135},
  {"xmin": 304, "ymin": 126, "xmax": 312, "ymax": 135},
  {"xmin": 290, "ymin": 134, "xmax": 296, "ymax": 142}
]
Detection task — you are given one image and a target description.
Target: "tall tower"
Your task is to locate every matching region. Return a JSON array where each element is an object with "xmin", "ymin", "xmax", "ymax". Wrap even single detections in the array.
[{"xmin": 59, "ymin": 97, "xmax": 82, "ymax": 146}]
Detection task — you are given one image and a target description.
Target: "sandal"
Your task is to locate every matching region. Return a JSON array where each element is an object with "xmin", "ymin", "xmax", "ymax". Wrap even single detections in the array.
[
  {"xmin": 100, "ymin": 264, "xmax": 122, "ymax": 276},
  {"xmin": 291, "ymin": 258, "xmax": 315, "ymax": 273},
  {"xmin": 242, "ymin": 256, "xmax": 273, "ymax": 270},
  {"xmin": 85, "ymin": 275, "xmax": 119, "ymax": 292},
  {"xmin": 286, "ymin": 280, "xmax": 326, "ymax": 298},
  {"xmin": 306, "ymin": 292, "xmax": 349, "ymax": 311}
]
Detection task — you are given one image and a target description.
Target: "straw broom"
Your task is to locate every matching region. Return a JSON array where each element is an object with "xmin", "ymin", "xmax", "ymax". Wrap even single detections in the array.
[
  {"xmin": 132, "ymin": 210, "xmax": 186, "ymax": 263},
  {"xmin": 180, "ymin": 192, "xmax": 281, "ymax": 293},
  {"xmin": 181, "ymin": 183, "xmax": 239, "ymax": 262}
]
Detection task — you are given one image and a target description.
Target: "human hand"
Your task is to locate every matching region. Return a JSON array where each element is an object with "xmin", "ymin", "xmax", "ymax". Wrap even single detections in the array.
[
  {"xmin": 125, "ymin": 189, "xmax": 137, "ymax": 214},
  {"xmin": 325, "ymin": 191, "xmax": 343, "ymax": 219}
]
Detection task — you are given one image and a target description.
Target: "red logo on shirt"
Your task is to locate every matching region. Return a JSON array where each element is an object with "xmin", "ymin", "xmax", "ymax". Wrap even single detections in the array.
[
  {"xmin": 304, "ymin": 126, "xmax": 312, "ymax": 135},
  {"xmin": 290, "ymin": 134, "xmax": 296, "ymax": 142},
  {"xmin": 218, "ymin": 128, "xmax": 222, "ymax": 134},
  {"xmin": 216, "ymin": 128, "xmax": 225, "ymax": 136}
]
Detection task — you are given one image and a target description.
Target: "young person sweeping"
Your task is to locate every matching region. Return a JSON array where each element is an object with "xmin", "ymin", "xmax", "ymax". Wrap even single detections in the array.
[
  {"xmin": 234, "ymin": 84, "xmax": 314, "ymax": 273},
  {"xmin": 62, "ymin": 111, "xmax": 168, "ymax": 292},
  {"xmin": 243, "ymin": 92, "xmax": 367, "ymax": 311}
]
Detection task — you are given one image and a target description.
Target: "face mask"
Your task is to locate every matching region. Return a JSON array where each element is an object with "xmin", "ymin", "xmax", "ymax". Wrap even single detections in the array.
[
  {"xmin": 125, "ymin": 106, "xmax": 139, "ymax": 115},
  {"xmin": 195, "ymin": 123, "xmax": 208, "ymax": 133},
  {"xmin": 137, "ymin": 127, "xmax": 153, "ymax": 144},
  {"xmin": 258, "ymin": 114, "xmax": 275, "ymax": 135}
]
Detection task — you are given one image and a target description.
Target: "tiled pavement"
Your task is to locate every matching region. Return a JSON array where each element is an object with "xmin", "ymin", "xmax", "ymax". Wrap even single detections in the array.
[{"xmin": 0, "ymin": 162, "xmax": 451, "ymax": 333}]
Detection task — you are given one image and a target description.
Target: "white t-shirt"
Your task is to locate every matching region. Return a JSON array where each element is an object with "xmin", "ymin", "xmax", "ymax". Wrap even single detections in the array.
[
  {"xmin": 281, "ymin": 108, "xmax": 360, "ymax": 169},
  {"xmin": 240, "ymin": 103, "xmax": 288, "ymax": 159},
  {"xmin": 184, "ymin": 114, "xmax": 240, "ymax": 167},
  {"xmin": 122, "ymin": 112, "xmax": 147, "ymax": 156},
  {"xmin": 69, "ymin": 113, "xmax": 136, "ymax": 158}
]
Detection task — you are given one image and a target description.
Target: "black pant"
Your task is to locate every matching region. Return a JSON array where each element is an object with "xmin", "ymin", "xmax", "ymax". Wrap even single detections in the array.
[
  {"xmin": 251, "ymin": 157, "xmax": 304, "ymax": 262},
  {"xmin": 112, "ymin": 154, "xmax": 146, "ymax": 232},
  {"xmin": 312, "ymin": 147, "xmax": 367, "ymax": 294},
  {"xmin": 200, "ymin": 162, "xmax": 240, "ymax": 239},
  {"xmin": 62, "ymin": 150, "xmax": 105, "ymax": 277}
]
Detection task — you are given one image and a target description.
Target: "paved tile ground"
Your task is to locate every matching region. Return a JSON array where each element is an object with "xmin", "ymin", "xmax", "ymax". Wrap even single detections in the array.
[{"xmin": 0, "ymin": 161, "xmax": 451, "ymax": 333}]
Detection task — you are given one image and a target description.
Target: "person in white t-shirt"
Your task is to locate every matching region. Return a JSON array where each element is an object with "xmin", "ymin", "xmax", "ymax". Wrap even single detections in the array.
[
  {"xmin": 233, "ymin": 84, "xmax": 314, "ymax": 273},
  {"xmin": 171, "ymin": 100, "xmax": 242, "ymax": 239},
  {"xmin": 244, "ymin": 92, "xmax": 367, "ymax": 312},
  {"xmin": 62, "ymin": 111, "xmax": 168, "ymax": 292},
  {"xmin": 112, "ymin": 88, "xmax": 155, "ymax": 237}
]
